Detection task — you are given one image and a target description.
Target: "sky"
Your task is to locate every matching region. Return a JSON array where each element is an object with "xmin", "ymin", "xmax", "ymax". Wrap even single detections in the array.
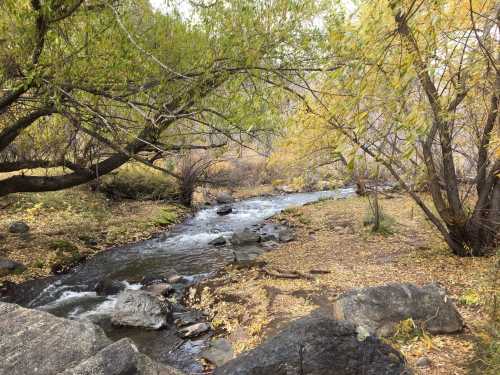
[{"xmin": 149, "ymin": 0, "xmax": 192, "ymax": 16}]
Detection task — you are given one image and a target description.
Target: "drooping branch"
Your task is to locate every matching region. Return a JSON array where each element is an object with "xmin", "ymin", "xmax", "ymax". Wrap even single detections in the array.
[{"xmin": 0, "ymin": 106, "xmax": 56, "ymax": 153}]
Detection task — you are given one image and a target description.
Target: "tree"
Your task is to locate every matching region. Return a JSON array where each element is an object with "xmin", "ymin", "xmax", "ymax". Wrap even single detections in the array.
[
  {"xmin": 285, "ymin": 0, "xmax": 499, "ymax": 255},
  {"xmin": 0, "ymin": 0, "xmax": 323, "ymax": 196}
]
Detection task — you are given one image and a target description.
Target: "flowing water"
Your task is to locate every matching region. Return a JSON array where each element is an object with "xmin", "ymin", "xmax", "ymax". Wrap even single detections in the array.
[{"xmin": 7, "ymin": 188, "xmax": 354, "ymax": 373}]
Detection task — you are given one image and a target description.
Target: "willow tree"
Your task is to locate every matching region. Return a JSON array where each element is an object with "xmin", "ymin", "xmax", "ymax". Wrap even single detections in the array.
[
  {"xmin": 287, "ymin": 0, "xmax": 498, "ymax": 256},
  {"xmin": 0, "ymin": 0, "xmax": 323, "ymax": 196}
]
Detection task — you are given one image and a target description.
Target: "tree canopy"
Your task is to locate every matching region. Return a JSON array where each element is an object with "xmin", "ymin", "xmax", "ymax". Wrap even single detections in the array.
[{"xmin": 0, "ymin": 0, "xmax": 498, "ymax": 256}]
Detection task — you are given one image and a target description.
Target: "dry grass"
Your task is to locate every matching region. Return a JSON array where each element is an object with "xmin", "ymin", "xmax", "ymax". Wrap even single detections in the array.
[
  {"xmin": 189, "ymin": 194, "xmax": 498, "ymax": 374},
  {"xmin": 0, "ymin": 188, "xmax": 187, "ymax": 283}
]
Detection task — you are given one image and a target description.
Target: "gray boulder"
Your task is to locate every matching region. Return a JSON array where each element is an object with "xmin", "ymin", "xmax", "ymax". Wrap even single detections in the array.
[
  {"xmin": 0, "ymin": 258, "xmax": 26, "ymax": 276},
  {"xmin": 215, "ymin": 314, "xmax": 410, "ymax": 375},
  {"xmin": 59, "ymin": 338, "xmax": 185, "ymax": 375},
  {"xmin": 0, "ymin": 302, "xmax": 184, "ymax": 375},
  {"xmin": 216, "ymin": 192, "xmax": 234, "ymax": 204},
  {"xmin": 58, "ymin": 338, "xmax": 141, "ymax": 375},
  {"xmin": 233, "ymin": 246, "xmax": 265, "ymax": 268},
  {"xmin": 231, "ymin": 229, "xmax": 260, "ymax": 246},
  {"xmin": 0, "ymin": 302, "xmax": 111, "ymax": 375},
  {"xmin": 8, "ymin": 221, "xmax": 29, "ymax": 234},
  {"xmin": 111, "ymin": 290, "xmax": 172, "ymax": 329},
  {"xmin": 332, "ymin": 283, "xmax": 463, "ymax": 336}
]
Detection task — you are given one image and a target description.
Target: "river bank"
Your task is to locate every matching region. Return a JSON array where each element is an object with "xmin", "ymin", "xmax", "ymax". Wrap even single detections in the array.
[
  {"xmin": 188, "ymin": 194, "xmax": 498, "ymax": 374},
  {"xmin": 0, "ymin": 189, "xmax": 190, "ymax": 284}
]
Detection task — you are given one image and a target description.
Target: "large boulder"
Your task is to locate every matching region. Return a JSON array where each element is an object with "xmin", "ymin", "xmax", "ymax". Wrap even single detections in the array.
[
  {"xmin": 0, "ymin": 302, "xmax": 184, "ymax": 375},
  {"xmin": 216, "ymin": 192, "xmax": 234, "ymax": 204},
  {"xmin": 0, "ymin": 302, "xmax": 111, "ymax": 375},
  {"xmin": 231, "ymin": 229, "xmax": 260, "ymax": 246},
  {"xmin": 215, "ymin": 314, "xmax": 410, "ymax": 375},
  {"xmin": 59, "ymin": 338, "xmax": 184, "ymax": 375},
  {"xmin": 0, "ymin": 258, "xmax": 26, "ymax": 277},
  {"xmin": 332, "ymin": 283, "xmax": 463, "ymax": 336},
  {"xmin": 111, "ymin": 290, "xmax": 172, "ymax": 329},
  {"xmin": 58, "ymin": 338, "xmax": 141, "ymax": 375}
]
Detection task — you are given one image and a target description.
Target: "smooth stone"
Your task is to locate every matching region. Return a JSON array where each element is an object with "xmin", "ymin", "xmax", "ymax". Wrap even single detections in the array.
[
  {"xmin": 178, "ymin": 322, "xmax": 211, "ymax": 338},
  {"xmin": 8, "ymin": 221, "xmax": 30, "ymax": 234}
]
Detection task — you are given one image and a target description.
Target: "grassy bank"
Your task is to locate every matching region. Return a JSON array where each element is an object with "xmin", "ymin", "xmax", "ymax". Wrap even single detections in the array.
[
  {"xmin": 188, "ymin": 194, "xmax": 498, "ymax": 374},
  {"xmin": 0, "ymin": 188, "xmax": 188, "ymax": 284}
]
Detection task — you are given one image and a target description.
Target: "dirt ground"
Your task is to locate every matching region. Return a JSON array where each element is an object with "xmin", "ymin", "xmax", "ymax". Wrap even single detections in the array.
[{"xmin": 188, "ymin": 194, "xmax": 499, "ymax": 374}]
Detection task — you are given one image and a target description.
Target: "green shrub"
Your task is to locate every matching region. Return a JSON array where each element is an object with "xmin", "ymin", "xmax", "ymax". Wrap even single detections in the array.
[
  {"xmin": 99, "ymin": 164, "xmax": 177, "ymax": 200},
  {"xmin": 154, "ymin": 208, "xmax": 178, "ymax": 226}
]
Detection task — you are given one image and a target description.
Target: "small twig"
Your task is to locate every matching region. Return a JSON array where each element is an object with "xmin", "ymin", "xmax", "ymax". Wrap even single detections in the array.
[
  {"xmin": 309, "ymin": 269, "xmax": 331, "ymax": 275},
  {"xmin": 262, "ymin": 267, "xmax": 315, "ymax": 280}
]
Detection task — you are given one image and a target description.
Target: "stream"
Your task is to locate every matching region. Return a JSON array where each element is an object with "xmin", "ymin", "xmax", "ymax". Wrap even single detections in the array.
[{"xmin": 6, "ymin": 188, "xmax": 354, "ymax": 373}]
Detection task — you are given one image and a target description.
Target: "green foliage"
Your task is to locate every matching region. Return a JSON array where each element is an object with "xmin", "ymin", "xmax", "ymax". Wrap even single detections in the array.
[
  {"xmin": 154, "ymin": 208, "xmax": 178, "ymax": 227},
  {"xmin": 459, "ymin": 289, "xmax": 482, "ymax": 307}
]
